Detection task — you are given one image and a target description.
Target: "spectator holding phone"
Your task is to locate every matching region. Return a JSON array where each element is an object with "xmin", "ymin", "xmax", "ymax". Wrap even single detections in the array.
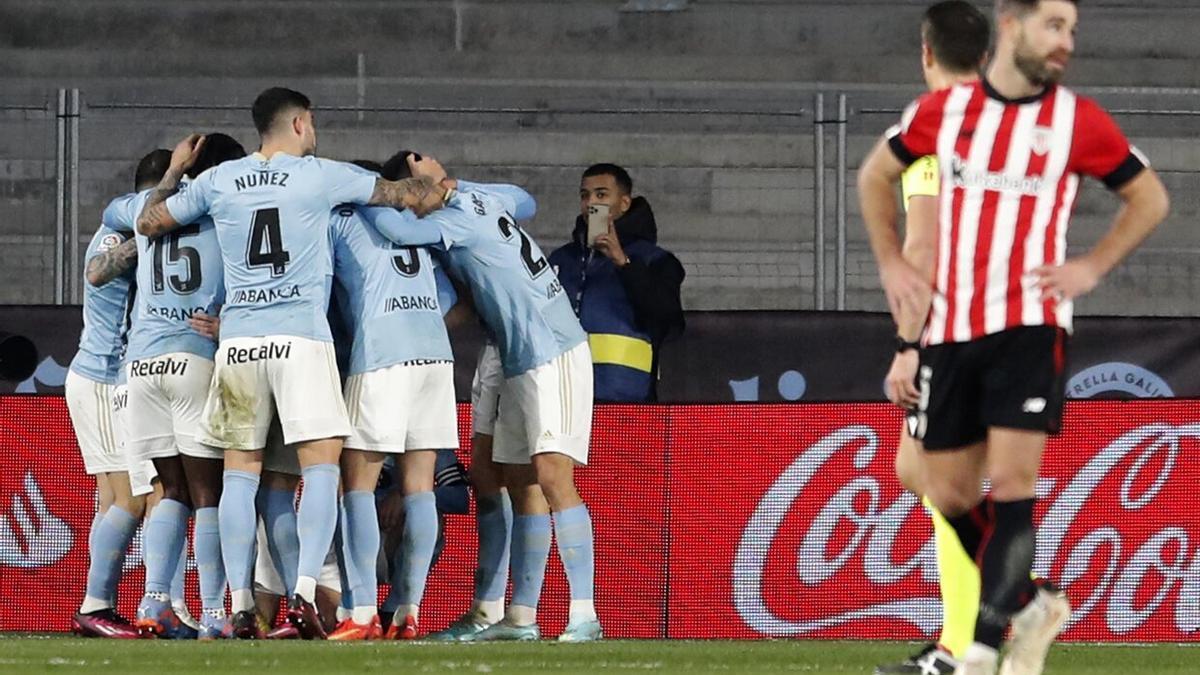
[{"xmin": 548, "ymin": 164, "xmax": 685, "ymax": 402}]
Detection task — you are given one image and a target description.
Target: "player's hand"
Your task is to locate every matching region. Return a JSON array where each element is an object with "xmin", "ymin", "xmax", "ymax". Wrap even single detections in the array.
[
  {"xmin": 170, "ymin": 134, "xmax": 206, "ymax": 173},
  {"xmin": 1033, "ymin": 257, "xmax": 1102, "ymax": 302},
  {"xmin": 593, "ymin": 221, "xmax": 629, "ymax": 267},
  {"xmin": 377, "ymin": 490, "xmax": 406, "ymax": 533},
  {"xmin": 885, "ymin": 349, "xmax": 920, "ymax": 408},
  {"xmin": 189, "ymin": 311, "xmax": 220, "ymax": 340},
  {"xmin": 879, "ymin": 257, "xmax": 931, "ymax": 324},
  {"xmin": 407, "ymin": 153, "xmax": 448, "ymax": 184},
  {"xmin": 401, "ymin": 174, "xmax": 448, "ymax": 217}
]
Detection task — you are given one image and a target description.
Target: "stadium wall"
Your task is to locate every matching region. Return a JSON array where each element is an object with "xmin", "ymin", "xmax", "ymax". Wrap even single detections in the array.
[
  {"xmin": 4, "ymin": 307, "xmax": 1200, "ymax": 401},
  {"xmin": 2, "ymin": 397, "xmax": 1198, "ymax": 642}
]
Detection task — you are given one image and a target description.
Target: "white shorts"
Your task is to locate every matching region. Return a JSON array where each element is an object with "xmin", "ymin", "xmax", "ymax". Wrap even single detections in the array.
[
  {"xmin": 66, "ymin": 370, "xmax": 124, "ymax": 474},
  {"xmin": 253, "ymin": 519, "xmax": 341, "ymax": 597},
  {"xmin": 493, "ymin": 342, "xmax": 594, "ymax": 466},
  {"xmin": 471, "ymin": 344, "xmax": 504, "ymax": 436},
  {"xmin": 126, "ymin": 353, "xmax": 222, "ymax": 461},
  {"xmin": 111, "ymin": 381, "xmax": 155, "ymax": 497},
  {"xmin": 344, "ymin": 361, "xmax": 459, "ymax": 453},
  {"xmin": 262, "ymin": 416, "xmax": 301, "ymax": 477},
  {"xmin": 199, "ymin": 336, "xmax": 350, "ymax": 451}
]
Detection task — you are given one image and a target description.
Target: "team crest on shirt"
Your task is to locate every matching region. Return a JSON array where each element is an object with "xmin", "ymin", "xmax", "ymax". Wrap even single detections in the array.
[
  {"xmin": 97, "ymin": 233, "xmax": 123, "ymax": 253},
  {"xmin": 1031, "ymin": 126, "xmax": 1054, "ymax": 156}
]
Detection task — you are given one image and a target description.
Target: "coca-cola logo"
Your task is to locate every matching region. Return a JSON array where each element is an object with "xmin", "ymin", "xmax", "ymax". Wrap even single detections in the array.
[
  {"xmin": 733, "ymin": 422, "xmax": 1200, "ymax": 638},
  {"xmin": 1037, "ymin": 422, "xmax": 1200, "ymax": 635}
]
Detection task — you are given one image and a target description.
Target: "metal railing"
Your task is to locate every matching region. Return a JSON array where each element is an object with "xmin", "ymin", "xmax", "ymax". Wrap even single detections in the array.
[{"xmin": 5, "ymin": 86, "xmax": 1200, "ymax": 316}]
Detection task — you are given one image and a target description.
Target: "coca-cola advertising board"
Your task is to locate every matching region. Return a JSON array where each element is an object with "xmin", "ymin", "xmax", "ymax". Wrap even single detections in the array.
[{"xmin": 2, "ymin": 396, "xmax": 1198, "ymax": 641}]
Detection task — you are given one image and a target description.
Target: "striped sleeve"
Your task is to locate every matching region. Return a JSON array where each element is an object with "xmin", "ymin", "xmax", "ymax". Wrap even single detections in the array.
[
  {"xmin": 888, "ymin": 90, "xmax": 948, "ymax": 167},
  {"xmin": 1070, "ymin": 96, "xmax": 1146, "ymax": 190}
]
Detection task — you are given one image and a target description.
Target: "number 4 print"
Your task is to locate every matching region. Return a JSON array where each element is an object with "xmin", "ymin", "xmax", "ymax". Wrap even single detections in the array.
[{"xmin": 246, "ymin": 208, "xmax": 291, "ymax": 277}]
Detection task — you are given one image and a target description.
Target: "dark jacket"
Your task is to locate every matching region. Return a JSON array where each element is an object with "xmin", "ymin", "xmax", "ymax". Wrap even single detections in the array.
[{"xmin": 548, "ymin": 197, "xmax": 685, "ymax": 402}]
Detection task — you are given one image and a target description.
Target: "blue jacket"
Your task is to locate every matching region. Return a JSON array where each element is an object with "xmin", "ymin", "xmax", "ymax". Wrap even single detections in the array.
[{"xmin": 549, "ymin": 197, "xmax": 685, "ymax": 402}]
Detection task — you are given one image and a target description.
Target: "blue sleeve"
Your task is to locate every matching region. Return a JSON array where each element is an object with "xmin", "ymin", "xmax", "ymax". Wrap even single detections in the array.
[
  {"xmin": 457, "ymin": 181, "xmax": 537, "ymax": 221},
  {"xmin": 101, "ymin": 194, "xmax": 138, "ymax": 233},
  {"xmin": 316, "ymin": 158, "xmax": 378, "ymax": 208},
  {"xmin": 360, "ymin": 206, "xmax": 444, "ymax": 247},
  {"xmin": 165, "ymin": 173, "xmax": 213, "ymax": 226},
  {"xmin": 433, "ymin": 260, "xmax": 457, "ymax": 317}
]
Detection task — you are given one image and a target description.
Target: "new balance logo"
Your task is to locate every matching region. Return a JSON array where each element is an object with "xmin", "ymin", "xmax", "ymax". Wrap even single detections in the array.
[{"xmin": 1023, "ymin": 398, "xmax": 1048, "ymax": 414}]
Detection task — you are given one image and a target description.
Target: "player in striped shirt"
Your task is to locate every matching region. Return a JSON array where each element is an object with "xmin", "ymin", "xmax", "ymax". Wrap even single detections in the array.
[
  {"xmin": 860, "ymin": 1, "xmax": 1169, "ymax": 674},
  {"xmin": 877, "ymin": 4, "xmax": 989, "ymax": 674}
]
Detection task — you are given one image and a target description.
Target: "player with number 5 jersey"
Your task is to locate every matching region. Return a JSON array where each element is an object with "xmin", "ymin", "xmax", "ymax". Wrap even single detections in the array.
[
  {"xmin": 135, "ymin": 87, "xmax": 450, "ymax": 639},
  {"xmin": 325, "ymin": 195, "xmax": 459, "ymax": 641},
  {"xmin": 362, "ymin": 152, "xmax": 601, "ymax": 643}
]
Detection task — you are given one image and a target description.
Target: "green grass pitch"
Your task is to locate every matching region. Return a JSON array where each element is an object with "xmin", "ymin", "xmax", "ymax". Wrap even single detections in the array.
[{"xmin": 0, "ymin": 637, "xmax": 1196, "ymax": 674}]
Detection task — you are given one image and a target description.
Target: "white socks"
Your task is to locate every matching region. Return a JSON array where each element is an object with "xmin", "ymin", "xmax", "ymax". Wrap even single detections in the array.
[
  {"xmin": 506, "ymin": 604, "xmax": 537, "ymax": 626},
  {"xmin": 79, "ymin": 596, "xmax": 111, "ymax": 614},
  {"xmin": 231, "ymin": 588, "xmax": 255, "ymax": 614},
  {"xmin": 294, "ymin": 575, "xmax": 317, "ymax": 603},
  {"xmin": 569, "ymin": 599, "xmax": 597, "ymax": 624},
  {"xmin": 473, "ymin": 599, "xmax": 505, "ymax": 624}
]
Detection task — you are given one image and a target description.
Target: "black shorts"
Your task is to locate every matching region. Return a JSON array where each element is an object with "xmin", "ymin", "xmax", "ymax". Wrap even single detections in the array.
[{"xmin": 911, "ymin": 326, "xmax": 1068, "ymax": 451}]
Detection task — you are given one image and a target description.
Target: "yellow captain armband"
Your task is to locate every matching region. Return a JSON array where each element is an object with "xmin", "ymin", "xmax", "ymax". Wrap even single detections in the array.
[{"xmin": 901, "ymin": 155, "xmax": 939, "ymax": 212}]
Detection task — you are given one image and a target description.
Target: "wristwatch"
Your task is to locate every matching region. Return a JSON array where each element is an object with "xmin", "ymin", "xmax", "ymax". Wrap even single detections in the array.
[{"xmin": 895, "ymin": 336, "xmax": 920, "ymax": 354}]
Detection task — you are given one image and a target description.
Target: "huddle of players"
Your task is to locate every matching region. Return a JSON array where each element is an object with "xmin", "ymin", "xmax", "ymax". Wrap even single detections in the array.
[
  {"xmin": 867, "ymin": 2, "xmax": 1169, "ymax": 675},
  {"xmin": 65, "ymin": 86, "xmax": 601, "ymax": 642}
]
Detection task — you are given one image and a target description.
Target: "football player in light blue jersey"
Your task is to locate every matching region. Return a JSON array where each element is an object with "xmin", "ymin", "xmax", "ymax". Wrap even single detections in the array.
[
  {"xmin": 67, "ymin": 149, "xmax": 170, "ymax": 640},
  {"xmin": 362, "ymin": 153, "xmax": 601, "ymax": 642},
  {"xmin": 323, "ymin": 192, "xmax": 459, "ymax": 640},
  {"xmin": 134, "ymin": 87, "xmax": 450, "ymax": 639},
  {"xmin": 91, "ymin": 134, "xmax": 246, "ymax": 640}
]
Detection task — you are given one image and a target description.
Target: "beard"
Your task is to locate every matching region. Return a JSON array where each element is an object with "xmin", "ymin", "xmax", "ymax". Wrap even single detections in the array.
[{"xmin": 1014, "ymin": 35, "xmax": 1066, "ymax": 87}]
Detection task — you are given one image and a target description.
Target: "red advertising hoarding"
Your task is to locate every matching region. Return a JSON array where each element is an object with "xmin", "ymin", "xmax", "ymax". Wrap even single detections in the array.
[{"xmin": 2, "ymin": 397, "xmax": 1198, "ymax": 641}]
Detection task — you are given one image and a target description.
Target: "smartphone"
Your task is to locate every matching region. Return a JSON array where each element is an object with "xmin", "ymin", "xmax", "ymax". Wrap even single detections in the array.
[{"xmin": 587, "ymin": 203, "xmax": 610, "ymax": 247}]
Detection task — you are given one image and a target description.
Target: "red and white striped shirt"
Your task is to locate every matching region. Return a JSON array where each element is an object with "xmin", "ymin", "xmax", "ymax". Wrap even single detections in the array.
[{"xmin": 888, "ymin": 79, "xmax": 1146, "ymax": 346}]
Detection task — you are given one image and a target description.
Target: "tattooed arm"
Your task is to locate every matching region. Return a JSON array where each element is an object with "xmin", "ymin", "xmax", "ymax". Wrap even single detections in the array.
[
  {"xmin": 136, "ymin": 134, "xmax": 207, "ymax": 237},
  {"xmin": 135, "ymin": 168, "xmax": 186, "ymax": 238},
  {"xmin": 85, "ymin": 237, "xmax": 138, "ymax": 286},
  {"xmin": 366, "ymin": 175, "xmax": 447, "ymax": 216}
]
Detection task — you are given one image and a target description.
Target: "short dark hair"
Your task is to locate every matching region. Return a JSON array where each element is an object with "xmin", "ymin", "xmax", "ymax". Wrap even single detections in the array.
[
  {"xmin": 251, "ymin": 87, "xmax": 311, "ymax": 135},
  {"xmin": 996, "ymin": 0, "xmax": 1078, "ymax": 15},
  {"xmin": 923, "ymin": 1, "xmax": 990, "ymax": 74},
  {"xmin": 351, "ymin": 159, "xmax": 384, "ymax": 174},
  {"xmin": 381, "ymin": 151, "xmax": 421, "ymax": 181},
  {"xmin": 186, "ymin": 133, "xmax": 246, "ymax": 179},
  {"xmin": 582, "ymin": 163, "xmax": 633, "ymax": 195},
  {"xmin": 134, "ymin": 149, "xmax": 171, "ymax": 190}
]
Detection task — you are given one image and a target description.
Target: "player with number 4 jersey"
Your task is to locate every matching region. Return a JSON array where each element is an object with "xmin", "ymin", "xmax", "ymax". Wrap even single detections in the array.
[{"xmin": 135, "ymin": 87, "xmax": 448, "ymax": 640}]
